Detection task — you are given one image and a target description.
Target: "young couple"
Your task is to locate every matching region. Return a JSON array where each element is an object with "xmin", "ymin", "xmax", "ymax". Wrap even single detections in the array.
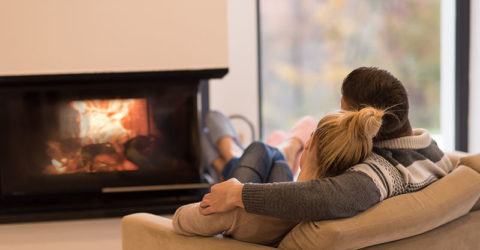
[{"xmin": 172, "ymin": 67, "xmax": 454, "ymax": 246}]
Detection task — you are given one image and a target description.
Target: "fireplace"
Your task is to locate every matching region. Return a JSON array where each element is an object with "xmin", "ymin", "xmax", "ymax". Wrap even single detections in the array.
[{"xmin": 0, "ymin": 69, "xmax": 226, "ymax": 223}]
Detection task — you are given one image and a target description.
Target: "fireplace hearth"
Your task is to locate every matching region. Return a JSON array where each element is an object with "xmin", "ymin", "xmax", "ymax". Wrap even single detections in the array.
[{"xmin": 0, "ymin": 69, "xmax": 227, "ymax": 223}]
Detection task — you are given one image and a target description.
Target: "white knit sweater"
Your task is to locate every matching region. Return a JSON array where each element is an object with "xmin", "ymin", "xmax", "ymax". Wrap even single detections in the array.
[{"xmin": 349, "ymin": 128, "xmax": 454, "ymax": 200}]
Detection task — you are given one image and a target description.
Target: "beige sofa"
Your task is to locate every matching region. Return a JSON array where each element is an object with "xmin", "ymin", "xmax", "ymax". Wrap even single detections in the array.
[{"xmin": 122, "ymin": 153, "xmax": 480, "ymax": 249}]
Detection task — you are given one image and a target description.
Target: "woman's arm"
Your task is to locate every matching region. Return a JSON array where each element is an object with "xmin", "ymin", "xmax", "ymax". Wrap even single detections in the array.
[
  {"xmin": 172, "ymin": 202, "xmax": 236, "ymax": 236},
  {"xmin": 200, "ymin": 171, "xmax": 381, "ymax": 221}
]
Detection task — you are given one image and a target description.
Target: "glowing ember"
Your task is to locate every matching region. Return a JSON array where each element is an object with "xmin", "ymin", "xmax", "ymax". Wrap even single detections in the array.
[{"xmin": 71, "ymin": 99, "xmax": 136, "ymax": 144}]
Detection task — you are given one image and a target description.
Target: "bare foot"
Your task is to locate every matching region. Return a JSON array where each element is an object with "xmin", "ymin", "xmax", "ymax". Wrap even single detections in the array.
[
  {"xmin": 277, "ymin": 138, "xmax": 303, "ymax": 174},
  {"xmin": 217, "ymin": 136, "xmax": 243, "ymax": 162}
]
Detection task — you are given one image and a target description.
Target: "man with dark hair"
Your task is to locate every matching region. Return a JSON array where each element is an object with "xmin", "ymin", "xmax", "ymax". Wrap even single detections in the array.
[
  {"xmin": 199, "ymin": 67, "xmax": 453, "ymax": 221},
  {"xmin": 341, "ymin": 67, "xmax": 412, "ymax": 140}
]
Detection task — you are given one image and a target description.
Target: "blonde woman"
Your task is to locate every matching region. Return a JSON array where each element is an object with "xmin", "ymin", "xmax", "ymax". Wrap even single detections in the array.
[{"xmin": 173, "ymin": 107, "xmax": 385, "ymax": 246}]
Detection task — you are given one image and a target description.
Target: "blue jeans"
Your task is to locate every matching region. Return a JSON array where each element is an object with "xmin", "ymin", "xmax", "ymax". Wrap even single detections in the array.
[{"xmin": 222, "ymin": 142, "xmax": 293, "ymax": 183}]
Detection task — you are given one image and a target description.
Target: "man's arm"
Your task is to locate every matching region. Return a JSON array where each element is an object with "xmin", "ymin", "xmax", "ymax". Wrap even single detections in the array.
[
  {"xmin": 200, "ymin": 171, "xmax": 381, "ymax": 221},
  {"xmin": 243, "ymin": 171, "xmax": 381, "ymax": 221}
]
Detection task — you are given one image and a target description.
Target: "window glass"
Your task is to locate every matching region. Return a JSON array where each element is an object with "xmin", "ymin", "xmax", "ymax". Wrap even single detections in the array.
[{"xmin": 260, "ymin": 0, "xmax": 449, "ymax": 146}]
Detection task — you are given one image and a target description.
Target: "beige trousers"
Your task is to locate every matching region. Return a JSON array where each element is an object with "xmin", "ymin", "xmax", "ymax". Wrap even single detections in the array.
[{"xmin": 172, "ymin": 202, "xmax": 297, "ymax": 246}]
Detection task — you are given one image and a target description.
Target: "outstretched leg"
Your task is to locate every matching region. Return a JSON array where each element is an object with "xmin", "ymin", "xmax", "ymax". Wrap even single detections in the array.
[
  {"xmin": 225, "ymin": 141, "xmax": 293, "ymax": 183},
  {"xmin": 203, "ymin": 110, "xmax": 314, "ymax": 183},
  {"xmin": 267, "ymin": 161, "xmax": 293, "ymax": 182}
]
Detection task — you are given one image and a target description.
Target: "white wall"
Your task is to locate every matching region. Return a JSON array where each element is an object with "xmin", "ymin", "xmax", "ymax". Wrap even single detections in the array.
[
  {"xmin": 210, "ymin": 0, "xmax": 260, "ymax": 138},
  {"xmin": 438, "ymin": 0, "xmax": 456, "ymax": 152},
  {"xmin": 469, "ymin": 0, "xmax": 480, "ymax": 153},
  {"xmin": 0, "ymin": 0, "xmax": 228, "ymax": 76}
]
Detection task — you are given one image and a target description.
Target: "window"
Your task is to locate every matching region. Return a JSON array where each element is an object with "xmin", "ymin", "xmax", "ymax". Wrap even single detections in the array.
[{"xmin": 259, "ymin": 0, "xmax": 455, "ymax": 150}]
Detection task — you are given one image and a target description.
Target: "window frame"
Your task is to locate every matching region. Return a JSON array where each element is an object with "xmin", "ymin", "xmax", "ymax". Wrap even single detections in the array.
[{"xmin": 455, "ymin": 0, "xmax": 470, "ymax": 151}]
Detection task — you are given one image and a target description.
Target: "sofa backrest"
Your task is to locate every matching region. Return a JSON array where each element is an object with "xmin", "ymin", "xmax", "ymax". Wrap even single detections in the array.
[
  {"xmin": 278, "ymin": 156, "xmax": 480, "ymax": 250},
  {"xmin": 459, "ymin": 154, "xmax": 480, "ymax": 211}
]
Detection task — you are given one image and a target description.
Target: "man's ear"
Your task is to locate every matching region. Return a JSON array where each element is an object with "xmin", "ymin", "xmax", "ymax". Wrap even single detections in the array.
[{"xmin": 341, "ymin": 96, "xmax": 348, "ymax": 110}]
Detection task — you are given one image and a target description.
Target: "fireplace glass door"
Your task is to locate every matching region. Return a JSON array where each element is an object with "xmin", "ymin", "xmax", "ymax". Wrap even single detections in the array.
[{"xmin": 0, "ymin": 81, "xmax": 201, "ymax": 196}]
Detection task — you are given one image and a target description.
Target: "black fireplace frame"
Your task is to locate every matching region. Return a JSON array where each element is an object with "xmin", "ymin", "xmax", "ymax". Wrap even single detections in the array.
[{"xmin": 0, "ymin": 68, "xmax": 228, "ymax": 223}]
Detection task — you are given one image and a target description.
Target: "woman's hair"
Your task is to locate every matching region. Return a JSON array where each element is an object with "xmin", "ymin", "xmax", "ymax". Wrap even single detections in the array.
[
  {"xmin": 309, "ymin": 107, "xmax": 384, "ymax": 178},
  {"xmin": 341, "ymin": 67, "xmax": 411, "ymax": 141}
]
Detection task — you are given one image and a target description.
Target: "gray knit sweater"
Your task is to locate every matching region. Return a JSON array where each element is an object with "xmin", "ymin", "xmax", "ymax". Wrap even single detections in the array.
[{"xmin": 242, "ymin": 129, "xmax": 453, "ymax": 221}]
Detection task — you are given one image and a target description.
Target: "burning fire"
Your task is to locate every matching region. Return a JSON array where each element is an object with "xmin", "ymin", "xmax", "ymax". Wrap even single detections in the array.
[
  {"xmin": 44, "ymin": 98, "xmax": 150, "ymax": 175},
  {"xmin": 71, "ymin": 99, "xmax": 137, "ymax": 144}
]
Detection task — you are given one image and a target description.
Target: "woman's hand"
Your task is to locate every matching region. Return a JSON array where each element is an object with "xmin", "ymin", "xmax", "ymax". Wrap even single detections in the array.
[{"xmin": 199, "ymin": 178, "xmax": 244, "ymax": 215}]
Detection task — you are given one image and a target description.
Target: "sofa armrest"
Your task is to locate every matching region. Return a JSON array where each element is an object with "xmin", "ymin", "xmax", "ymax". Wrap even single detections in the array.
[{"xmin": 122, "ymin": 213, "xmax": 274, "ymax": 250}]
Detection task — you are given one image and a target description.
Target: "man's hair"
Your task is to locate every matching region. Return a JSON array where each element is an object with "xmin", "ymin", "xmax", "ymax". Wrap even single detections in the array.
[{"xmin": 341, "ymin": 67, "xmax": 411, "ymax": 140}]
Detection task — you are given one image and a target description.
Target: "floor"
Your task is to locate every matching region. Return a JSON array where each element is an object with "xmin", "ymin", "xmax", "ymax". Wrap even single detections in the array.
[{"xmin": 0, "ymin": 217, "xmax": 122, "ymax": 250}]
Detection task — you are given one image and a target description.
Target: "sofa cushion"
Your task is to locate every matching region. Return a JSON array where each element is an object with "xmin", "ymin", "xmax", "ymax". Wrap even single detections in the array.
[
  {"xmin": 278, "ymin": 165, "xmax": 480, "ymax": 250},
  {"xmin": 459, "ymin": 153, "xmax": 480, "ymax": 173},
  {"xmin": 473, "ymin": 198, "xmax": 480, "ymax": 212},
  {"xmin": 363, "ymin": 210, "xmax": 480, "ymax": 250},
  {"xmin": 460, "ymin": 153, "xmax": 480, "ymax": 211}
]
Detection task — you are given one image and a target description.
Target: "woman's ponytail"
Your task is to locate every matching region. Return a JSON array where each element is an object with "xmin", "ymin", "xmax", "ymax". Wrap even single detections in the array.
[
  {"xmin": 308, "ymin": 106, "xmax": 385, "ymax": 179},
  {"xmin": 357, "ymin": 107, "xmax": 384, "ymax": 139}
]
